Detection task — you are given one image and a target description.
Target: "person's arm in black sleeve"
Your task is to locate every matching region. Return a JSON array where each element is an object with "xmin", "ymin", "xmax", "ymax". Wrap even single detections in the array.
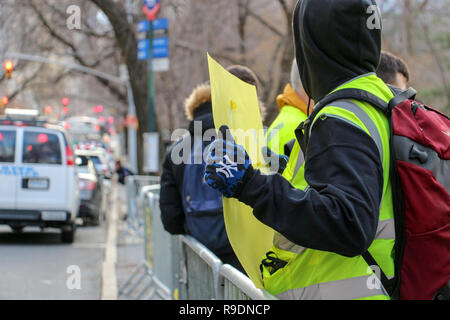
[
  {"xmin": 159, "ymin": 146, "xmax": 186, "ymax": 235},
  {"xmin": 237, "ymin": 117, "xmax": 384, "ymax": 257}
]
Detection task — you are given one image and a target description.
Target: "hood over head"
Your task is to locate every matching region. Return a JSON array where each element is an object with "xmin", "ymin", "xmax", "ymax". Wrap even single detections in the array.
[{"xmin": 293, "ymin": 0, "xmax": 382, "ymax": 102}]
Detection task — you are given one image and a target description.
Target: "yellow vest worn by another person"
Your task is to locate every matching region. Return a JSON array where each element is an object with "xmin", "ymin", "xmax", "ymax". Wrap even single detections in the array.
[
  {"xmin": 263, "ymin": 74, "xmax": 396, "ymax": 300},
  {"xmin": 266, "ymin": 84, "xmax": 309, "ymax": 155}
]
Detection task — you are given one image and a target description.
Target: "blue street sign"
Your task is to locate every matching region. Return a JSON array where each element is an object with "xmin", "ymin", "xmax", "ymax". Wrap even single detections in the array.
[
  {"xmin": 152, "ymin": 18, "xmax": 169, "ymax": 30},
  {"xmin": 138, "ymin": 19, "xmax": 169, "ymax": 33},
  {"xmin": 138, "ymin": 39, "xmax": 150, "ymax": 50},
  {"xmin": 138, "ymin": 39, "xmax": 150, "ymax": 60},
  {"xmin": 152, "ymin": 37, "xmax": 169, "ymax": 48},
  {"xmin": 137, "ymin": 20, "xmax": 150, "ymax": 33},
  {"xmin": 152, "ymin": 46, "xmax": 169, "ymax": 58},
  {"xmin": 138, "ymin": 49, "xmax": 150, "ymax": 60},
  {"xmin": 138, "ymin": 38, "xmax": 169, "ymax": 60},
  {"xmin": 144, "ymin": 0, "xmax": 159, "ymax": 9}
]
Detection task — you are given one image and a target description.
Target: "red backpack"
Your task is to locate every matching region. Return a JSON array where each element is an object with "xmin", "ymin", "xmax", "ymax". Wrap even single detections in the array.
[{"xmin": 308, "ymin": 87, "xmax": 450, "ymax": 300}]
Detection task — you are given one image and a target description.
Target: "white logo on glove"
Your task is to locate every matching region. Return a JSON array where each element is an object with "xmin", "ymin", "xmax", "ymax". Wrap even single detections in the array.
[{"xmin": 216, "ymin": 155, "xmax": 238, "ymax": 178}]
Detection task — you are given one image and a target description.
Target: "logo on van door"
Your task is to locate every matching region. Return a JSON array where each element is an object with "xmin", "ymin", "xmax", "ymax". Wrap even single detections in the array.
[{"xmin": 0, "ymin": 165, "xmax": 39, "ymax": 177}]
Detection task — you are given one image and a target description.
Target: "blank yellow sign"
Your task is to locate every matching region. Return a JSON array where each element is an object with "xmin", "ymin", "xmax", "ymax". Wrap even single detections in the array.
[{"xmin": 207, "ymin": 54, "xmax": 274, "ymax": 288}]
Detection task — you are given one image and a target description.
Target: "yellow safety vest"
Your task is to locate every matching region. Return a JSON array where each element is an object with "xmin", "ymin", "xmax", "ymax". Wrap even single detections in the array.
[
  {"xmin": 266, "ymin": 105, "xmax": 308, "ymax": 156},
  {"xmin": 262, "ymin": 74, "xmax": 396, "ymax": 300}
]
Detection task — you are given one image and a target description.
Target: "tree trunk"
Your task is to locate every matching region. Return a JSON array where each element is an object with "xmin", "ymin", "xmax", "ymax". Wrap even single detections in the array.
[{"xmin": 90, "ymin": 0, "xmax": 150, "ymax": 174}]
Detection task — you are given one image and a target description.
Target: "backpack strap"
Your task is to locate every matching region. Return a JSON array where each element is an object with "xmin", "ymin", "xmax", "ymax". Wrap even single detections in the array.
[
  {"xmin": 313, "ymin": 88, "xmax": 389, "ymax": 115},
  {"xmin": 388, "ymin": 87, "xmax": 417, "ymax": 110},
  {"xmin": 304, "ymin": 86, "xmax": 417, "ymax": 299},
  {"xmin": 313, "ymin": 87, "xmax": 417, "ymax": 117}
]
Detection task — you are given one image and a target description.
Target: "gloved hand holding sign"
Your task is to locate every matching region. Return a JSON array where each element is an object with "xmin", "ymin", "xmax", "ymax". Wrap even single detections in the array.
[
  {"xmin": 205, "ymin": 125, "xmax": 254, "ymax": 198},
  {"xmin": 262, "ymin": 145, "xmax": 289, "ymax": 175}
]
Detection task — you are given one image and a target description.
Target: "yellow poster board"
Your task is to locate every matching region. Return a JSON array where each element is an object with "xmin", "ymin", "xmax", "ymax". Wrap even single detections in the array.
[{"xmin": 207, "ymin": 54, "xmax": 274, "ymax": 288}]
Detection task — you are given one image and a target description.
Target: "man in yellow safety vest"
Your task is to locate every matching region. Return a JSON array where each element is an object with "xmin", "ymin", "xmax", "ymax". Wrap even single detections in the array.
[{"xmin": 205, "ymin": 0, "xmax": 396, "ymax": 300}]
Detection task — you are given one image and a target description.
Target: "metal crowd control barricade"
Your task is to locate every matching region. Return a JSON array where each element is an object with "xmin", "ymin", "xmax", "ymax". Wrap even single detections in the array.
[
  {"xmin": 119, "ymin": 183, "xmax": 172, "ymax": 300},
  {"xmin": 118, "ymin": 175, "xmax": 160, "ymax": 244},
  {"xmin": 220, "ymin": 264, "xmax": 278, "ymax": 300},
  {"xmin": 119, "ymin": 182, "xmax": 278, "ymax": 301},
  {"xmin": 177, "ymin": 235, "xmax": 224, "ymax": 300}
]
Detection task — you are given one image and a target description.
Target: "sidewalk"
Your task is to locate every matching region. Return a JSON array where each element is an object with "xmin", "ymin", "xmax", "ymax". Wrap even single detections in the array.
[{"xmin": 114, "ymin": 184, "xmax": 147, "ymax": 300}]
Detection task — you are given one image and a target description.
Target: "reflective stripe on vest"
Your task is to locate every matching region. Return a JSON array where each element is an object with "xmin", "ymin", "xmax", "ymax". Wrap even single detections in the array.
[
  {"xmin": 310, "ymin": 100, "xmax": 384, "ymax": 162},
  {"xmin": 276, "ymin": 274, "xmax": 388, "ymax": 300},
  {"xmin": 267, "ymin": 92, "xmax": 395, "ymax": 300},
  {"xmin": 276, "ymin": 99, "xmax": 395, "ymax": 255},
  {"xmin": 274, "ymin": 218, "xmax": 395, "ymax": 255}
]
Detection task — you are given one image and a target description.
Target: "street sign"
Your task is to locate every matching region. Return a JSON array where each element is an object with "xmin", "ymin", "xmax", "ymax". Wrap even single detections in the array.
[
  {"xmin": 138, "ymin": 39, "xmax": 150, "ymax": 50},
  {"xmin": 138, "ymin": 19, "xmax": 169, "ymax": 33},
  {"xmin": 143, "ymin": 132, "xmax": 160, "ymax": 173},
  {"xmin": 137, "ymin": 20, "xmax": 150, "ymax": 33},
  {"xmin": 144, "ymin": 0, "xmax": 159, "ymax": 9},
  {"xmin": 152, "ymin": 37, "xmax": 169, "ymax": 48},
  {"xmin": 152, "ymin": 46, "xmax": 169, "ymax": 59},
  {"xmin": 143, "ymin": 0, "xmax": 160, "ymax": 21},
  {"xmin": 152, "ymin": 58, "xmax": 170, "ymax": 72},
  {"xmin": 152, "ymin": 18, "xmax": 169, "ymax": 30},
  {"xmin": 138, "ymin": 38, "xmax": 169, "ymax": 60},
  {"xmin": 138, "ymin": 39, "xmax": 150, "ymax": 60}
]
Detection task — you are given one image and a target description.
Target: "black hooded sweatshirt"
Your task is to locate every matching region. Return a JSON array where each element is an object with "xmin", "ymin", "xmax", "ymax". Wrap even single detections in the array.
[{"xmin": 236, "ymin": 0, "xmax": 384, "ymax": 257}]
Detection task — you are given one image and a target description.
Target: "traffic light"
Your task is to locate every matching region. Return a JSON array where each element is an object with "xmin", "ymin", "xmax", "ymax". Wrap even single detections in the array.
[
  {"xmin": 3, "ymin": 60, "xmax": 13, "ymax": 79},
  {"xmin": 1, "ymin": 96, "xmax": 8, "ymax": 107},
  {"xmin": 62, "ymin": 97, "xmax": 70, "ymax": 106}
]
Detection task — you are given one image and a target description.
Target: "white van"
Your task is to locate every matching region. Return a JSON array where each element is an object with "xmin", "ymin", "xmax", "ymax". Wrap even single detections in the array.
[{"xmin": 0, "ymin": 110, "xmax": 79, "ymax": 243}]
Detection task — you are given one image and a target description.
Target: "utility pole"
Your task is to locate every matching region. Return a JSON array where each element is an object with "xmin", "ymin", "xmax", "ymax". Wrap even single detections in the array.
[
  {"xmin": 148, "ymin": 18, "xmax": 156, "ymax": 132},
  {"xmin": 142, "ymin": 1, "xmax": 161, "ymax": 133}
]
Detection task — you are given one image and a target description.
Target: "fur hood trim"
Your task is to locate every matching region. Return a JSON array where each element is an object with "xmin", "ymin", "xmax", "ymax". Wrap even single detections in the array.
[{"xmin": 184, "ymin": 84, "xmax": 211, "ymax": 121}]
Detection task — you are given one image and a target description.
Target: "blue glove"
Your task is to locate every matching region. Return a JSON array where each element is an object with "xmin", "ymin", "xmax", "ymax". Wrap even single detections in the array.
[
  {"xmin": 262, "ymin": 146, "xmax": 289, "ymax": 174},
  {"xmin": 204, "ymin": 125, "xmax": 253, "ymax": 198}
]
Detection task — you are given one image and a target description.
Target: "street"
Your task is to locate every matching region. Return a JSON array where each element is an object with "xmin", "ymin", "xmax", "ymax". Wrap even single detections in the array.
[{"xmin": 0, "ymin": 209, "xmax": 108, "ymax": 300}]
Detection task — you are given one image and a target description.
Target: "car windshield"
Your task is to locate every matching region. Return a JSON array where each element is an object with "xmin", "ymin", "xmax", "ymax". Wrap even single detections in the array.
[
  {"xmin": 22, "ymin": 131, "xmax": 62, "ymax": 165},
  {"xmin": 0, "ymin": 130, "xmax": 16, "ymax": 163}
]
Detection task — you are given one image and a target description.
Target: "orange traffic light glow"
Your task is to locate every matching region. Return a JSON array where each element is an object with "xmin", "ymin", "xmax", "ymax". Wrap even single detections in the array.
[{"xmin": 3, "ymin": 60, "xmax": 13, "ymax": 72}]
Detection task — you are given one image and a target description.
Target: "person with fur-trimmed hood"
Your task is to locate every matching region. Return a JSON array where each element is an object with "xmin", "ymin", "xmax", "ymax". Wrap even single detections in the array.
[{"xmin": 159, "ymin": 65, "xmax": 265, "ymax": 273}]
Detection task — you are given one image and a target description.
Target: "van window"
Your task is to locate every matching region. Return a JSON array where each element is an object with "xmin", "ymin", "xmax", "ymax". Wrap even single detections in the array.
[
  {"xmin": 0, "ymin": 130, "xmax": 16, "ymax": 162},
  {"xmin": 23, "ymin": 132, "xmax": 62, "ymax": 165}
]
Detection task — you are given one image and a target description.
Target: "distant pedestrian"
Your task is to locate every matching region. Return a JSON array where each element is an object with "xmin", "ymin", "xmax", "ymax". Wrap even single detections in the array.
[{"xmin": 115, "ymin": 160, "xmax": 134, "ymax": 185}]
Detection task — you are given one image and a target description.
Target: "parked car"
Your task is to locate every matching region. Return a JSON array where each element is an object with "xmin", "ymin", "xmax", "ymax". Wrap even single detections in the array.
[
  {"xmin": 75, "ymin": 154, "xmax": 105, "ymax": 225},
  {"xmin": 0, "ymin": 109, "xmax": 79, "ymax": 243},
  {"xmin": 74, "ymin": 149, "xmax": 111, "ymax": 211}
]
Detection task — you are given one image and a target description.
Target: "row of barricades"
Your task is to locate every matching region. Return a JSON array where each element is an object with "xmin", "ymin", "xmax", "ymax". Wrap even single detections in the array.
[{"xmin": 118, "ymin": 176, "xmax": 277, "ymax": 300}]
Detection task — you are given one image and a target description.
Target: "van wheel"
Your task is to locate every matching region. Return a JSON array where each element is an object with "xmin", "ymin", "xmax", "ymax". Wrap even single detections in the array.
[{"xmin": 61, "ymin": 224, "xmax": 75, "ymax": 243}]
